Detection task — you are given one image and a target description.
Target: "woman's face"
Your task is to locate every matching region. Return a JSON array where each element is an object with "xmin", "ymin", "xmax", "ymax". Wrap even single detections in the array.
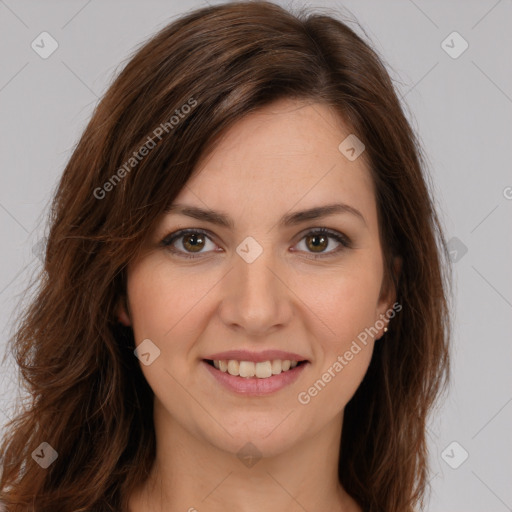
[{"xmin": 120, "ymin": 98, "xmax": 397, "ymax": 457}]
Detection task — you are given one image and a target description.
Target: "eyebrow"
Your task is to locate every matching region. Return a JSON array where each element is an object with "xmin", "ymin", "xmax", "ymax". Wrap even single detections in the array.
[{"xmin": 164, "ymin": 202, "xmax": 367, "ymax": 228}]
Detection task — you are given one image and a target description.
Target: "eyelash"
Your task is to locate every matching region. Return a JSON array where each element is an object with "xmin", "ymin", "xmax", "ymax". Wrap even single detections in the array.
[{"xmin": 160, "ymin": 228, "xmax": 352, "ymax": 260}]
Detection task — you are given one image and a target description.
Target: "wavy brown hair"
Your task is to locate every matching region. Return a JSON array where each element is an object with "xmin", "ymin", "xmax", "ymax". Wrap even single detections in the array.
[{"xmin": 0, "ymin": 2, "xmax": 452, "ymax": 511}]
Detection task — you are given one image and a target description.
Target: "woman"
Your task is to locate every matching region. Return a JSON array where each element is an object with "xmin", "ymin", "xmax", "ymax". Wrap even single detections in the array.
[{"xmin": 0, "ymin": 1, "xmax": 452, "ymax": 511}]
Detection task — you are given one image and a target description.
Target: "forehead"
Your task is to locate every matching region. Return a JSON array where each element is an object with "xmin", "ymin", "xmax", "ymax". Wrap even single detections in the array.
[{"xmin": 172, "ymin": 98, "xmax": 377, "ymax": 229}]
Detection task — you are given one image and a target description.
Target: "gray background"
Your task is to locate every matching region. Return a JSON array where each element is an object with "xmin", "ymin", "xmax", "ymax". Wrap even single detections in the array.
[{"xmin": 1, "ymin": 0, "xmax": 511, "ymax": 510}]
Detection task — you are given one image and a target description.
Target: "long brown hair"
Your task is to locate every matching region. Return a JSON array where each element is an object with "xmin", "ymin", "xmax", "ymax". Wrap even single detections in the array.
[{"xmin": 0, "ymin": 2, "xmax": 452, "ymax": 511}]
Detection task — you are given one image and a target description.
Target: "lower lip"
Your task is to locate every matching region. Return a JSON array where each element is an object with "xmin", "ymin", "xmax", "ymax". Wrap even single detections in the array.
[{"xmin": 202, "ymin": 360, "xmax": 308, "ymax": 396}]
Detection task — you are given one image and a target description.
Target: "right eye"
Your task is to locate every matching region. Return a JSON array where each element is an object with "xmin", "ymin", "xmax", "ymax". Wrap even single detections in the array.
[{"xmin": 160, "ymin": 229, "xmax": 219, "ymax": 259}]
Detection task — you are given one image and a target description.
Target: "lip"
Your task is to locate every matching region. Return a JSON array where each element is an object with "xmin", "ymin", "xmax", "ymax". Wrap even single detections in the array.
[
  {"xmin": 204, "ymin": 349, "xmax": 309, "ymax": 363},
  {"xmin": 202, "ymin": 359, "xmax": 308, "ymax": 396}
]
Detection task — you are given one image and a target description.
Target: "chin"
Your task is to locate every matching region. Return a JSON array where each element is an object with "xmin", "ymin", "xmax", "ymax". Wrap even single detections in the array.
[{"xmin": 204, "ymin": 423, "xmax": 301, "ymax": 460}]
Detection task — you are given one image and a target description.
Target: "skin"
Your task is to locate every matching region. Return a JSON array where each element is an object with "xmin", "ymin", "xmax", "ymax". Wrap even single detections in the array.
[{"xmin": 120, "ymin": 98, "xmax": 400, "ymax": 512}]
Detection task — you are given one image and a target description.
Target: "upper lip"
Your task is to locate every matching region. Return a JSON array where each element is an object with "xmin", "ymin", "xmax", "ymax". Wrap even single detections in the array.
[{"xmin": 204, "ymin": 349, "xmax": 309, "ymax": 363}]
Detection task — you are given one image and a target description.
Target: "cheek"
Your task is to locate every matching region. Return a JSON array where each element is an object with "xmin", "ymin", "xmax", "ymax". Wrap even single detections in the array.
[
  {"xmin": 300, "ymin": 273, "xmax": 379, "ymax": 413},
  {"xmin": 301, "ymin": 256, "xmax": 383, "ymax": 346},
  {"xmin": 126, "ymin": 260, "xmax": 210, "ymax": 419},
  {"xmin": 295, "ymin": 257, "xmax": 382, "ymax": 410},
  {"xmin": 308, "ymin": 346, "xmax": 374, "ymax": 419},
  {"xmin": 126, "ymin": 258, "xmax": 212, "ymax": 342}
]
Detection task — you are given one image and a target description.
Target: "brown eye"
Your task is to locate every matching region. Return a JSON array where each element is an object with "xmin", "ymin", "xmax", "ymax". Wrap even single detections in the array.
[
  {"xmin": 305, "ymin": 233, "xmax": 329, "ymax": 253},
  {"xmin": 294, "ymin": 228, "xmax": 351, "ymax": 258},
  {"xmin": 182, "ymin": 233, "xmax": 206, "ymax": 252},
  {"xmin": 161, "ymin": 229, "xmax": 217, "ymax": 259}
]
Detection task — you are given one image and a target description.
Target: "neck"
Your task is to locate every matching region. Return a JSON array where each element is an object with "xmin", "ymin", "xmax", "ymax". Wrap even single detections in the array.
[{"xmin": 128, "ymin": 400, "xmax": 361, "ymax": 512}]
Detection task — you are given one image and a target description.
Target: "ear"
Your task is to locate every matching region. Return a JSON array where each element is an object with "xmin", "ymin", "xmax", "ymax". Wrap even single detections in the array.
[
  {"xmin": 116, "ymin": 296, "xmax": 132, "ymax": 326},
  {"xmin": 376, "ymin": 255, "xmax": 402, "ymax": 330}
]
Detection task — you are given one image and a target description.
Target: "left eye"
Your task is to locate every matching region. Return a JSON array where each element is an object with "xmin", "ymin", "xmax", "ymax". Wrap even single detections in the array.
[{"xmin": 161, "ymin": 228, "xmax": 351, "ymax": 260}]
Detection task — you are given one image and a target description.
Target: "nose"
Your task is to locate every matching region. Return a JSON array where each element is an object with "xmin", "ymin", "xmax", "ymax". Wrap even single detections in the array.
[{"xmin": 217, "ymin": 242, "xmax": 293, "ymax": 338}]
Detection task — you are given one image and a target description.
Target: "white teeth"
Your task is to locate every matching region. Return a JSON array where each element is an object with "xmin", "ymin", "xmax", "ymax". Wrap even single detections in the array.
[
  {"xmin": 212, "ymin": 359, "xmax": 301, "ymax": 379},
  {"xmin": 255, "ymin": 361, "xmax": 272, "ymax": 378},
  {"xmin": 227, "ymin": 360, "xmax": 239, "ymax": 376},
  {"xmin": 239, "ymin": 361, "xmax": 255, "ymax": 378},
  {"xmin": 271, "ymin": 360, "xmax": 282, "ymax": 375}
]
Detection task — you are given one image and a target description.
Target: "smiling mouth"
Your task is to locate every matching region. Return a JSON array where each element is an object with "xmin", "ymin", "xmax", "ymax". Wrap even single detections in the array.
[{"xmin": 204, "ymin": 359, "xmax": 307, "ymax": 379}]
